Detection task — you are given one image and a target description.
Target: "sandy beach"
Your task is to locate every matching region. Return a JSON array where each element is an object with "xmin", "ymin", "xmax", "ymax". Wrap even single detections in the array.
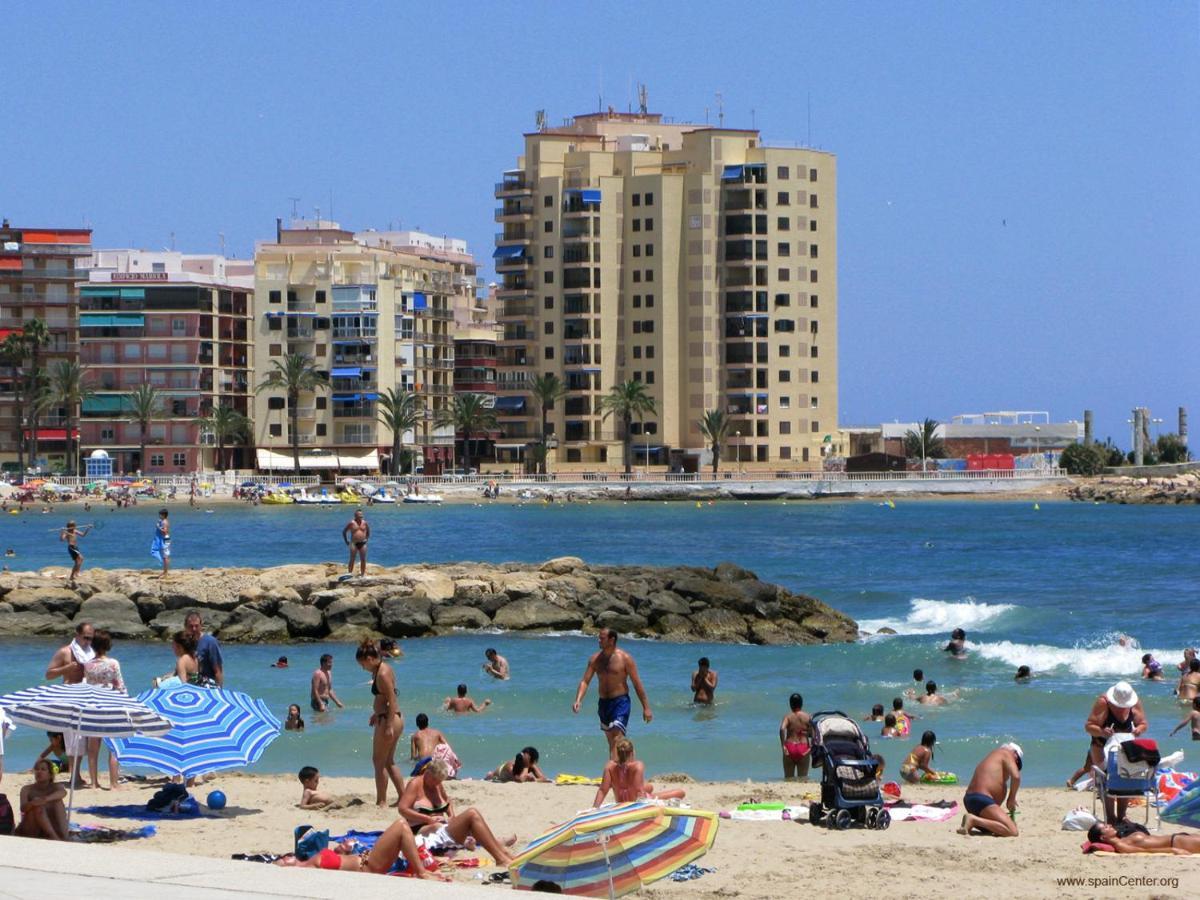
[{"xmin": 43, "ymin": 773, "xmax": 1194, "ymax": 898}]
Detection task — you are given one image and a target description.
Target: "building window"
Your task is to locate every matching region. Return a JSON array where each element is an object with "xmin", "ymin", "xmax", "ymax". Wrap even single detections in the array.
[
  {"xmin": 633, "ymin": 346, "xmax": 642, "ymax": 359},
  {"xmin": 316, "ymin": 396, "xmax": 327, "ymax": 409},
  {"xmin": 173, "ymin": 452, "xmax": 187, "ymax": 467},
  {"xmin": 544, "ymin": 321, "xmax": 554, "ymax": 335},
  {"xmin": 633, "ymin": 295, "xmax": 642, "ymax": 308},
  {"xmin": 544, "ymin": 221, "xmax": 553, "ymax": 233},
  {"xmin": 544, "ymin": 195, "xmax": 553, "ymax": 207},
  {"xmin": 775, "ymin": 293, "xmax": 790, "ymax": 306},
  {"xmin": 632, "ymin": 193, "xmax": 641, "ymax": 206},
  {"xmin": 544, "ymin": 271, "xmax": 554, "ymax": 284},
  {"xmin": 810, "ymin": 345, "xmax": 818, "ymax": 358},
  {"xmin": 810, "ymin": 295, "xmax": 819, "ymax": 308},
  {"xmin": 777, "ymin": 216, "xmax": 790, "ymax": 230},
  {"xmin": 269, "ymin": 290, "xmax": 281, "ymax": 304},
  {"xmin": 544, "ymin": 296, "xmax": 554, "ymax": 310},
  {"xmin": 269, "ymin": 424, "xmax": 282, "ymax": 438},
  {"xmin": 645, "ymin": 218, "xmax": 654, "ymax": 231},
  {"xmin": 810, "ymin": 244, "xmax": 818, "ymax": 259},
  {"xmin": 645, "ymin": 295, "xmax": 654, "ymax": 307},
  {"xmin": 268, "ymin": 317, "xmax": 281, "ymax": 331},
  {"xmin": 544, "ymin": 246, "xmax": 554, "ymax": 258},
  {"xmin": 779, "ymin": 370, "xmax": 791, "ymax": 382},
  {"xmin": 633, "ymin": 371, "xmax": 642, "ymax": 382},
  {"xmin": 810, "ymin": 320, "xmax": 819, "ymax": 334},
  {"xmin": 269, "ymin": 343, "xmax": 282, "ymax": 357},
  {"xmin": 150, "ymin": 453, "xmax": 165, "ymax": 467},
  {"xmin": 809, "ymin": 194, "xmax": 818, "ymax": 208},
  {"xmin": 811, "ymin": 370, "xmax": 819, "ymax": 383},
  {"xmin": 775, "ymin": 319, "xmax": 795, "ymax": 333},
  {"xmin": 544, "ymin": 346, "xmax": 554, "ymax": 360},
  {"xmin": 645, "ymin": 192, "xmax": 654, "ymax": 205},
  {"xmin": 777, "ymin": 192, "xmax": 790, "ymax": 206},
  {"xmin": 645, "ymin": 370, "xmax": 655, "ymax": 384},
  {"xmin": 633, "ymin": 271, "xmax": 641, "ymax": 283},
  {"xmin": 316, "ymin": 423, "xmax": 327, "ymax": 436},
  {"xmin": 778, "ymin": 242, "xmax": 790, "ymax": 257},
  {"xmin": 780, "ymin": 421, "xmax": 791, "ymax": 435},
  {"xmin": 632, "ymin": 219, "xmax": 641, "ymax": 232},
  {"xmin": 645, "ymin": 269, "xmax": 654, "ymax": 282},
  {"xmin": 642, "ymin": 320, "xmax": 654, "ymax": 333},
  {"xmin": 316, "ymin": 290, "xmax": 326, "ymax": 303},
  {"xmin": 809, "ymin": 168, "xmax": 818, "ymax": 181},
  {"xmin": 780, "ymin": 345, "xmax": 790, "ymax": 358},
  {"xmin": 633, "ymin": 321, "xmax": 642, "ymax": 334},
  {"xmin": 777, "ymin": 268, "xmax": 790, "ymax": 281},
  {"xmin": 646, "ymin": 244, "xmax": 654, "ymax": 257},
  {"xmin": 633, "ymin": 245, "xmax": 641, "ymax": 258},
  {"xmin": 268, "ymin": 396, "xmax": 285, "ymax": 410},
  {"xmin": 100, "ymin": 427, "xmax": 115, "ymax": 441},
  {"xmin": 809, "ymin": 270, "xmax": 818, "ymax": 283},
  {"xmin": 810, "ymin": 219, "xmax": 817, "ymax": 232},
  {"xmin": 645, "ymin": 345, "xmax": 655, "ymax": 358},
  {"xmin": 780, "ymin": 396, "xmax": 790, "ymax": 409},
  {"xmin": 811, "ymin": 420, "xmax": 820, "ymax": 433},
  {"xmin": 811, "ymin": 396, "xmax": 819, "ymax": 408}
]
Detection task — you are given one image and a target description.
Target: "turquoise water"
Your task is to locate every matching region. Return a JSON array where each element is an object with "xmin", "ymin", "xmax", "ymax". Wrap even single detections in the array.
[{"xmin": 1, "ymin": 500, "xmax": 1198, "ymax": 787}]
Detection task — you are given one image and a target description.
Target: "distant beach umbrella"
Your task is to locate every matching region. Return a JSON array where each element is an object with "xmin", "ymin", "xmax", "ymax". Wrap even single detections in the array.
[
  {"xmin": 508, "ymin": 800, "xmax": 718, "ymax": 898},
  {"xmin": 106, "ymin": 685, "xmax": 281, "ymax": 778}
]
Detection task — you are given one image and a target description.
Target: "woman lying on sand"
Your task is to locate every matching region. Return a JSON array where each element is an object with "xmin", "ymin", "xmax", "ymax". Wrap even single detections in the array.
[
  {"xmin": 275, "ymin": 819, "xmax": 447, "ymax": 879},
  {"xmin": 1088, "ymin": 822, "xmax": 1200, "ymax": 855}
]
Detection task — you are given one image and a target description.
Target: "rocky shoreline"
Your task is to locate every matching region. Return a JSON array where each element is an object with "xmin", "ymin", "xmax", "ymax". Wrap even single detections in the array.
[
  {"xmin": 1068, "ymin": 472, "xmax": 1200, "ymax": 504},
  {"xmin": 0, "ymin": 559, "xmax": 859, "ymax": 646}
]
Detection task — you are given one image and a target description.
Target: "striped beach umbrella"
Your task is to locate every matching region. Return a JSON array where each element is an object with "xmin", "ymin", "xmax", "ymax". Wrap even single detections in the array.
[
  {"xmin": 106, "ymin": 685, "xmax": 281, "ymax": 777},
  {"xmin": 509, "ymin": 801, "xmax": 718, "ymax": 898}
]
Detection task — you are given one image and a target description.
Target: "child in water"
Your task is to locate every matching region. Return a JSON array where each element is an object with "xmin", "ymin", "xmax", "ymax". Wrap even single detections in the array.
[
  {"xmin": 881, "ymin": 714, "xmax": 901, "ymax": 738},
  {"xmin": 285, "ymin": 705, "xmax": 305, "ymax": 732},
  {"xmin": 1141, "ymin": 654, "xmax": 1164, "ymax": 681}
]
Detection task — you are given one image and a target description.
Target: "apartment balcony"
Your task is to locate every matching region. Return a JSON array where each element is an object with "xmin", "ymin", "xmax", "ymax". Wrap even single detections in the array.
[
  {"xmin": 331, "ymin": 285, "xmax": 378, "ymax": 313},
  {"xmin": 292, "ymin": 406, "xmax": 317, "ymax": 420},
  {"xmin": 725, "ymin": 318, "xmax": 768, "ymax": 339},
  {"xmin": 495, "ymin": 255, "xmax": 531, "ymax": 274},
  {"xmin": 331, "ymin": 328, "xmax": 376, "ymax": 341},
  {"xmin": 494, "ymin": 173, "xmax": 531, "ymax": 196},
  {"xmin": 455, "ymin": 379, "xmax": 496, "ymax": 393},
  {"xmin": 561, "ymin": 219, "xmax": 593, "ymax": 241},
  {"xmin": 563, "ymin": 346, "xmax": 593, "ymax": 366},
  {"xmin": 494, "ymin": 227, "xmax": 531, "ymax": 245},
  {"xmin": 563, "ymin": 321, "xmax": 590, "ymax": 341},
  {"xmin": 494, "ymin": 201, "xmax": 534, "ymax": 223}
]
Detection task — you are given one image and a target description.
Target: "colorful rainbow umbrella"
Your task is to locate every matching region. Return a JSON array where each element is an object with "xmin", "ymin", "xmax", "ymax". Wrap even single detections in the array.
[{"xmin": 508, "ymin": 801, "xmax": 718, "ymax": 897}]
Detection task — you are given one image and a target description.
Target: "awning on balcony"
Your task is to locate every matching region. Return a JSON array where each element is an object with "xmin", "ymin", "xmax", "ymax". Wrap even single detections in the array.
[
  {"xmin": 361, "ymin": 392, "xmax": 379, "ymax": 401},
  {"xmin": 80, "ymin": 314, "xmax": 144, "ymax": 328},
  {"xmin": 83, "ymin": 395, "xmax": 130, "ymax": 413},
  {"xmin": 412, "ymin": 292, "xmax": 428, "ymax": 310},
  {"xmin": 22, "ymin": 428, "xmax": 77, "ymax": 441},
  {"xmin": 338, "ymin": 449, "xmax": 380, "ymax": 470},
  {"xmin": 721, "ymin": 165, "xmax": 744, "ymax": 180},
  {"xmin": 493, "ymin": 442, "xmax": 528, "ymax": 449},
  {"xmin": 330, "ymin": 367, "xmax": 362, "ymax": 378},
  {"xmin": 493, "ymin": 396, "xmax": 527, "ymax": 413},
  {"xmin": 332, "ymin": 393, "xmax": 362, "ymax": 402},
  {"xmin": 285, "ymin": 311, "xmax": 317, "ymax": 317},
  {"xmin": 580, "ymin": 189, "xmax": 601, "ymax": 204},
  {"xmin": 299, "ymin": 452, "xmax": 340, "ymax": 469},
  {"xmin": 492, "ymin": 244, "xmax": 527, "ymax": 260}
]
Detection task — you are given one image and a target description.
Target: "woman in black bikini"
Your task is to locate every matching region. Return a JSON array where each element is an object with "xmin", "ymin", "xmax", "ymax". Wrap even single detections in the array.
[
  {"xmin": 356, "ymin": 639, "xmax": 405, "ymax": 807},
  {"xmin": 398, "ymin": 759, "xmax": 517, "ymax": 867},
  {"xmin": 1088, "ymin": 822, "xmax": 1200, "ymax": 854}
]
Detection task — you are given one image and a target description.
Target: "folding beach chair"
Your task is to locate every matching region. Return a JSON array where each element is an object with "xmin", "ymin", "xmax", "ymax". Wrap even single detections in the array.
[{"xmin": 1092, "ymin": 739, "xmax": 1160, "ymax": 829}]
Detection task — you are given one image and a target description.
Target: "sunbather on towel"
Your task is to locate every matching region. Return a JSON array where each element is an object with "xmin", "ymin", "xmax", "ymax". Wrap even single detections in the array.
[
  {"xmin": 276, "ymin": 819, "xmax": 447, "ymax": 879},
  {"xmin": 1087, "ymin": 822, "xmax": 1200, "ymax": 854},
  {"xmin": 592, "ymin": 737, "xmax": 686, "ymax": 808}
]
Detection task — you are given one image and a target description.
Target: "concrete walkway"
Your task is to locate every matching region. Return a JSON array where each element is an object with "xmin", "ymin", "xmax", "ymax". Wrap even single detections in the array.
[{"xmin": 0, "ymin": 836, "xmax": 490, "ymax": 899}]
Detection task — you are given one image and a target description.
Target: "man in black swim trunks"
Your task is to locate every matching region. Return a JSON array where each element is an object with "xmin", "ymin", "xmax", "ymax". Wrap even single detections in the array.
[
  {"xmin": 342, "ymin": 509, "xmax": 370, "ymax": 576},
  {"xmin": 958, "ymin": 742, "xmax": 1021, "ymax": 837},
  {"xmin": 59, "ymin": 520, "xmax": 92, "ymax": 587},
  {"xmin": 572, "ymin": 628, "xmax": 652, "ymax": 759}
]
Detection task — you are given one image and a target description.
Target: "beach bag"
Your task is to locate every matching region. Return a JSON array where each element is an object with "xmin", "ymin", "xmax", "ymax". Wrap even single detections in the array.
[
  {"xmin": 0, "ymin": 794, "xmax": 14, "ymax": 836},
  {"xmin": 1061, "ymin": 807, "xmax": 1096, "ymax": 831},
  {"xmin": 147, "ymin": 783, "xmax": 189, "ymax": 812},
  {"xmin": 294, "ymin": 825, "xmax": 330, "ymax": 861}
]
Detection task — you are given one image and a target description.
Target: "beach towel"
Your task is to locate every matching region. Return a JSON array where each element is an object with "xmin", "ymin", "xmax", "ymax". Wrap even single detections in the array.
[
  {"xmin": 721, "ymin": 806, "xmax": 808, "ymax": 821},
  {"xmin": 555, "ymin": 773, "xmax": 601, "ymax": 785},
  {"xmin": 669, "ymin": 863, "xmax": 716, "ymax": 882},
  {"xmin": 884, "ymin": 802, "xmax": 958, "ymax": 823},
  {"xmin": 70, "ymin": 823, "xmax": 157, "ymax": 843},
  {"xmin": 75, "ymin": 803, "xmax": 209, "ymax": 821}
]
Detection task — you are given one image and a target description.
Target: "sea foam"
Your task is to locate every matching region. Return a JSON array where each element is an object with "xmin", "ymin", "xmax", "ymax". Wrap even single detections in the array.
[
  {"xmin": 859, "ymin": 597, "xmax": 1015, "ymax": 637},
  {"xmin": 972, "ymin": 639, "xmax": 1175, "ymax": 678}
]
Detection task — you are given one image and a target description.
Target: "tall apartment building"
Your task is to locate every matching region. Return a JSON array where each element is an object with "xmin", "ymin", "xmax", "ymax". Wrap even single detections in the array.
[
  {"xmin": 79, "ymin": 250, "xmax": 254, "ymax": 473},
  {"xmin": 252, "ymin": 222, "xmax": 473, "ymax": 474},
  {"xmin": 0, "ymin": 222, "xmax": 92, "ymax": 472},
  {"xmin": 493, "ymin": 110, "xmax": 837, "ymax": 471}
]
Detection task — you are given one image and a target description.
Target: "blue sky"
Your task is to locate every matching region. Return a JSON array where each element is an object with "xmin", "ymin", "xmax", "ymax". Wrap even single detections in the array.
[{"xmin": 5, "ymin": 2, "xmax": 1197, "ymax": 446}]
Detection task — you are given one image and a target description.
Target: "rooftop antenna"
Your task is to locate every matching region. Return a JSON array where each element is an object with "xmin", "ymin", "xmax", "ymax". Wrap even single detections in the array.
[
  {"xmin": 329, "ymin": 188, "xmax": 334, "ymax": 225},
  {"xmin": 638, "ymin": 83, "xmax": 648, "ymax": 114},
  {"xmin": 807, "ymin": 93, "xmax": 812, "ymax": 146},
  {"xmin": 314, "ymin": 206, "xmax": 321, "ymax": 223},
  {"xmin": 170, "ymin": 231, "xmax": 176, "ymax": 251},
  {"xmin": 218, "ymin": 232, "xmax": 226, "ymax": 256},
  {"xmin": 716, "ymin": 92, "xmax": 724, "ymax": 127},
  {"xmin": 289, "ymin": 197, "xmax": 301, "ymax": 219},
  {"xmin": 751, "ymin": 108, "xmax": 756, "ymax": 130},
  {"xmin": 535, "ymin": 109, "xmax": 546, "ymax": 131}
]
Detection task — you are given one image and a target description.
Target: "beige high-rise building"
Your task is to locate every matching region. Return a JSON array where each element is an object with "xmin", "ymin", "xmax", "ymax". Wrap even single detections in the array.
[
  {"xmin": 252, "ymin": 222, "xmax": 474, "ymax": 474},
  {"xmin": 492, "ymin": 109, "xmax": 837, "ymax": 472}
]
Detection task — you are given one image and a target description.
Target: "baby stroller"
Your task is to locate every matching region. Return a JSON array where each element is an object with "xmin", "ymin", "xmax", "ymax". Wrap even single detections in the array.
[{"xmin": 807, "ymin": 710, "xmax": 890, "ymax": 830}]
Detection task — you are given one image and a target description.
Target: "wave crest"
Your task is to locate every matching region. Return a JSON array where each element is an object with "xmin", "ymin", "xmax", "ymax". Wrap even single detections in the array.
[
  {"xmin": 859, "ymin": 597, "xmax": 1015, "ymax": 636},
  {"xmin": 973, "ymin": 639, "xmax": 1171, "ymax": 678}
]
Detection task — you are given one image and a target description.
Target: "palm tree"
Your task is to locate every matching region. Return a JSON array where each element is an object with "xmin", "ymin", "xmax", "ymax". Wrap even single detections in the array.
[
  {"xmin": 126, "ymin": 384, "xmax": 161, "ymax": 471},
  {"xmin": 49, "ymin": 360, "xmax": 90, "ymax": 475},
  {"xmin": 194, "ymin": 404, "xmax": 250, "ymax": 471},
  {"xmin": 528, "ymin": 372, "xmax": 566, "ymax": 474},
  {"xmin": 0, "ymin": 334, "xmax": 26, "ymax": 475},
  {"xmin": 598, "ymin": 380, "xmax": 657, "ymax": 475},
  {"xmin": 26, "ymin": 381, "xmax": 54, "ymax": 474},
  {"xmin": 698, "ymin": 408, "xmax": 732, "ymax": 475},
  {"xmin": 904, "ymin": 417, "xmax": 946, "ymax": 467},
  {"xmin": 436, "ymin": 393, "xmax": 498, "ymax": 473},
  {"xmin": 256, "ymin": 353, "xmax": 328, "ymax": 473},
  {"xmin": 20, "ymin": 319, "xmax": 50, "ymax": 469},
  {"xmin": 376, "ymin": 388, "xmax": 419, "ymax": 475}
]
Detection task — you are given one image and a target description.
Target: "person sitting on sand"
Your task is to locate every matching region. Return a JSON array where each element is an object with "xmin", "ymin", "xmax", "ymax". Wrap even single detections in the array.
[
  {"xmin": 592, "ymin": 737, "xmax": 687, "ymax": 807},
  {"xmin": 398, "ymin": 759, "xmax": 517, "ymax": 866},
  {"xmin": 443, "ymin": 683, "xmax": 491, "ymax": 714},
  {"xmin": 285, "ymin": 705, "xmax": 305, "ymax": 732},
  {"xmin": 918, "ymin": 680, "xmax": 952, "ymax": 705},
  {"xmin": 1170, "ymin": 697, "xmax": 1200, "ymax": 742},
  {"xmin": 691, "ymin": 657, "xmax": 718, "ymax": 705},
  {"xmin": 1014, "ymin": 665, "xmax": 1033, "ymax": 682},
  {"xmin": 15, "ymin": 760, "xmax": 68, "ymax": 840},
  {"xmin": 958, "ymin": 743, "xmax": 1021, "ymax": 838},
  {"xmin": 899, "ymin": 731, "xmax": 940, "ymax": 783},
  {"xmin": 864, "ymin": 704, "xmax": 885, "ymax": 723},
  {"xmin": 487, "ymin": 747, "xmax": 548, "ymax": 783},
  {"xmin": 482, "ymin": 648, "xmax": 509, "ymax": 680},
  {"xmin": 1178, "ymin": 658, "xmax": 1200, "ymax": 702},
  {"xmin": 1087, "ymin": 822, "xmax": 1200, "ymax": 854},
  {"xmin": 780, "ymin": 693, "xmax": 813, "ymax": 780},
  {"xmin": 904, "ymin": 669, "xmax": 924, "ymax": 699},
  {"xmin": 410, "ymin": 713, "xmax": 460, "ymax": 778},
  {"xmin": 277, "ymin": 819, "xmax": 445, "ymax": 879},
  {"xmin": 1141, "ymin": 653, "xmax": 1164, "ymax": 681},
  {"xmin": 944, "ymin": 628, "xmax": 967, "ymax": 659},
  {"xmin": 881, "ymin": 714, "xmax": 901, "ymax": 738},
  {"xmin": 297, "ymin": 765, "xmax": 334, "ymax": 809}
]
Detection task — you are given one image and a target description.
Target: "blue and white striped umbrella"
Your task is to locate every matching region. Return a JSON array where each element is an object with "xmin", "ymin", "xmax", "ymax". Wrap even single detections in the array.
[
  {"xmin": 106, "ymin": 685, "xmax": 281, "ymax": 777},
  {"xmin": 0, "ymin": 683, "xmax": 172, "ymax": 737}
]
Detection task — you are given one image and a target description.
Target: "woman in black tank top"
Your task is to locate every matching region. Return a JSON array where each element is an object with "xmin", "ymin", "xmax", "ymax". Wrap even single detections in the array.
[{"xmin": 356, "ymin": 640, "xmax": 405, "ymax": 807}]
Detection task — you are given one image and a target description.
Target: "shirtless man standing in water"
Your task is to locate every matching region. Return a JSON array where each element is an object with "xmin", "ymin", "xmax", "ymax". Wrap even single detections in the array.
[
  {"xmin": 341, "ymin": 509, "xmax": 370, "ymax": 576},
  {"xmin": 572, "ymin": 628, "xmax": 653, "ymax": 759}
]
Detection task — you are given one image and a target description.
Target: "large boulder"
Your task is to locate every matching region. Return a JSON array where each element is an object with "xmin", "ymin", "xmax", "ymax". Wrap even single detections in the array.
[
  {"xmin": 147, "ymin": 608, "xmax": 231, "ymax": 639},
  {"xmin": 75, "ymin": 593, "xmax": 151, "ymax": 640},
  {"xmin": 379, "ymin": 596, "xmax": 433, "ymax": 637},
  {"xmin": 433, "ymin": 605, "xmax": 492, "ymax": 629},
  {"xmin": 595, "ymin": 609, "xmax": 649, "ymax": 633},
  {"xmin": 277, "ymin": 601, "xmax": 326, "ymax": 639},
  {"xmin": 539, "ymin": 556, "xmax": 585, "ymax": 575},
  {"xmin": 324, "ymin": 595, "xmax": 380, "ymax": 630},
  {"xmin": 4, "ymin": 587, "xmax": 82, "ymax": 619},
  {"xmin": 217, "ymin": 607, "xmax": 289, "ymax": 643},
  {"xmin": 495, "ymin": 573, "xmax": 546, "ymax": 602},
  {"xmin": 690, "ymin": 608, "xmax": 749, "ymax": 642},
  {"xmin": 0, "ymin": 604, "xmax": 71, "ymax": 636},
  {"xmin": 670, "ymin": 573, "xmax": 756, "ymax": 614},
  {"xmin": 652, "ymin": 613, "xmax": 696, "ymax": 640},
  {"xmin": 493, "ymin": 598, "xmax": 584, "ymax": 631},
  {"xmin": 636, "ymin": 590, "xmax": 692, "ymax": 620},
  {"xmin": 309, "ymin": 588, "xmax": 356, "ymax": 610},
  {"xmin": 325, "ymin": 624, "xmax": 382, "ymax": 643},
  {"xmin": 452, "ymin": 579, "xmax": 493, "ymax": 603},
  {"xmin": 406, "ymin": 571, "xmax": 455, "ymax": 603}
]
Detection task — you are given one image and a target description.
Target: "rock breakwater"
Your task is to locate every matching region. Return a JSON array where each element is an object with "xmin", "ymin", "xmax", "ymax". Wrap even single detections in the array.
[
  {"xmin": 1068, "ymin": 472, "xmax": 1200, "ymax": 505},
  {"xmin": 0, "ymin": 558, "xmax": 858, "ymax": 646}
]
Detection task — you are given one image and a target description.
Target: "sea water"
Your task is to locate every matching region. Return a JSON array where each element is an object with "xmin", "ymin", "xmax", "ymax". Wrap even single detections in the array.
[{"xmin": 1, "ymin": 499, "xmax": 1197, "ymax": 787}]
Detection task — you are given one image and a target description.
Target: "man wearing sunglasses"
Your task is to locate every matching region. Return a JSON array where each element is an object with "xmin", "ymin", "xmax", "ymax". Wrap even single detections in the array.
[{"xmin": 45, "ymin": 622, "xmax": 94, "ymax": 684}]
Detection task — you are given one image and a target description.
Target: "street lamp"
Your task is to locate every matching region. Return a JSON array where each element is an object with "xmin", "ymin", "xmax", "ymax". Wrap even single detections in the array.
[
  {"xmin": 1034, "ymin": 425, "xmax": 1041, "ymax": 457},
  {"xmin": 735, "ymin": 429, "xmax": 743, "ymax": 473}
]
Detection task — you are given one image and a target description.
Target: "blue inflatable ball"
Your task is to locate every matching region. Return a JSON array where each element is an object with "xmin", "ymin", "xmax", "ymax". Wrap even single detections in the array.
[{"xmin": 206, "ymin": 790, "xmax": 227, "ymax": 810}]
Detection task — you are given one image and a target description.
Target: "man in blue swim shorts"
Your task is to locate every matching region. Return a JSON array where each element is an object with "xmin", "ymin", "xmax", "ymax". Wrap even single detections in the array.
[
  {"xmin": 572, "ymin": 628, "xmax": 653, "ymax": 759},
  {"xmin": 958, "ymin": 742, "xmax": 1021, "ymax": 837}
]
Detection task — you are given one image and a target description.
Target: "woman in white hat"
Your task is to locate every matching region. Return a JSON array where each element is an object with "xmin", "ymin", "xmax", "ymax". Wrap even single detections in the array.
[{"xmin": 1084, "ymin": 681, "xmax": 1148, "ymax": 822}]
